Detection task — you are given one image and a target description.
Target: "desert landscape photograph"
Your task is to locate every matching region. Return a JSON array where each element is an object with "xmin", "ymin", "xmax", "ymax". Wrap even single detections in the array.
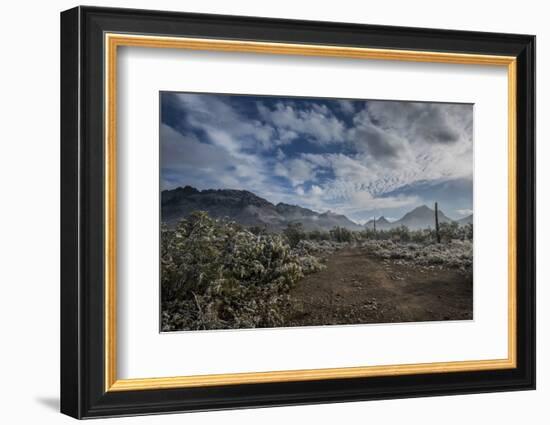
[{"xmin": 159, "ymin": 91, "xmax": 474, "ymax": 332}]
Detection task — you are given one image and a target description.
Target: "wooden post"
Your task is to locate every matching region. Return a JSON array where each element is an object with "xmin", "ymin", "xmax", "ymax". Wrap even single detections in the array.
[
  {"xmin": 373, "ymin": 216, "xmax": 376, "ymax": 233},
  {"xmin": 435, "ymin": 202, "xmax": 441, "ymax": 243}
]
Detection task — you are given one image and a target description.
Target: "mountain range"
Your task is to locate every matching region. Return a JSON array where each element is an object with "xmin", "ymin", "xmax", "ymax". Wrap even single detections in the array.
[
  {"xmin": 162, "ymin": 186, "xmax": 472, "ymax": 232},
  {"xmin": 364, "ymin": 205, "xmax": 453, "ymax": 231},
  {"xmin": 456, "ymin": 214, "xmax": 473, "ymax": 226}
]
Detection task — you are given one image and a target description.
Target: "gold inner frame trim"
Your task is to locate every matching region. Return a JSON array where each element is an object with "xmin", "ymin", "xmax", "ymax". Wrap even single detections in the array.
[{"xmin": 104, "ymin": 33, "xmax": 518, "ymax": 392}]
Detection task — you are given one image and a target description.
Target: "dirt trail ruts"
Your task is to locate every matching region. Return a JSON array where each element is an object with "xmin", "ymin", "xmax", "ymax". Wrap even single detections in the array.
[{"xmin": 284, "ymin": 247, "xmax": 472, "ymax": 326}]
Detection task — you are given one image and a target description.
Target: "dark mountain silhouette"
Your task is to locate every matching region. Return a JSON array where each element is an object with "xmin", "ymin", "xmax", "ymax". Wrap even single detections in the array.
[{"xmin": 161, "ymin": 186, "xmax": 363, "ymax": 231}]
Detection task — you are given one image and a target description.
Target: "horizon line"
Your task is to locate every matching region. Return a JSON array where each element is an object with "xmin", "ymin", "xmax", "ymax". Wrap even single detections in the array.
[{"xmin": 162, "ymin": 185, "xmax": 473, "ymax": 225}]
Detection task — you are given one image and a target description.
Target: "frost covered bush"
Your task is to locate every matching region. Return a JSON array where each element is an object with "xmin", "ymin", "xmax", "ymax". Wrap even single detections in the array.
[
  {"xmin": 329, "ymin": 226, "xmax": 355, "ymax": 242},
  {"xmin": 294, "ymin": 239, "xmax": 347, "ymax": 257},
  {"xmin": 293, "ymin": 240, "xmax": 347, "ymax": 270},
  {"xmin": 357, "ymin": 223, "xmax": 472, "ymax": 244},
  {"xmin": 161, "ymin": 211, "xmax": 324, "ymax": 331},
  {"xmin": 283, "ymin": 222, "xmax": 306, "ymax": 248},
  {"xmin": 361, "ymin": 239, "xmax": 473, "ymax": 273}
]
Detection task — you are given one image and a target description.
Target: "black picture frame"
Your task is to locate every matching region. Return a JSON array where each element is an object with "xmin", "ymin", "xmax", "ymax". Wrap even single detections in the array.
[{"xmin": 61, "ymin": 5, "xmax": 535, "ymax": 419}]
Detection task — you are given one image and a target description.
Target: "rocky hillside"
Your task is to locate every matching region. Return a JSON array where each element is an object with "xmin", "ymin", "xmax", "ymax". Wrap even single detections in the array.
[{"xmin": 161, "ymin": 186, "xmax": 363, "ymax": 231}]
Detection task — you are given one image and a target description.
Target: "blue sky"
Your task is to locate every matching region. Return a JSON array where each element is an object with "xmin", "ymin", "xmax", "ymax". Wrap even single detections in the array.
[{"xmin": 160, "ymin": 92, "xmax": 473, "ymax": 223}]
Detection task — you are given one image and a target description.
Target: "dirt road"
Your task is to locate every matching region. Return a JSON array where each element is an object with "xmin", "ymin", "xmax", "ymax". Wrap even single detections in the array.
[{"xmin": 284, "ymin": 247, "xmax": 473, "ymax": 326}]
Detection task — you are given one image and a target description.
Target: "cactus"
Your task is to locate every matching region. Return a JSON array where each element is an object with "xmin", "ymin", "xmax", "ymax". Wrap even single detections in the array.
[{"xmin": 434, "ymin": 202, "xmax": 441, "ymax": 243}]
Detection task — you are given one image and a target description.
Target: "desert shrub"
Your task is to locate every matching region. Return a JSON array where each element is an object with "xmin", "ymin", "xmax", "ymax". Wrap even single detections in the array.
[
  {"xmin": 330, "ymin": 226, "xmax": 354, "ymax": 243},
  {"xmin": 410, "ymin": 229, "xmax": 433, "ymax": 243},
  {"xmin": 248, "ymin": 225, "xmax": 268, "ymax": 235},
  {"xmin": 361, "ymin": 239, "xmax": 473, "ymax": 273},
  {"xmin": 161, "ymin": 212, "xmax": 323, "ymax": 331},
  {"xmin": 393, "ymin": 225, "xmax": 412, "ymax": 242},
  {"xmin": 439, "ymin": 222, "xmax": 458, "ymax": 242},
  {"xmin": 294, "ymin": 239, "xmax": 347, "ymax": 258},
  {"xmin": 306, "ymin": 229, "xmax": 331, "ymax": 241},
  {"xmin": 355, "ymin": 229, "xmax": 372, "ymax": 240},
  {"xmin": 461, "ymin": 223, "xmax": 473, "ymax": 241},
  {"xmin": 283, "ymin": 222, "xmax": 306, "ymax": 248},
  {"xmin": 354, "ymin": 222, "xmax": 472, "ymax": 244}
]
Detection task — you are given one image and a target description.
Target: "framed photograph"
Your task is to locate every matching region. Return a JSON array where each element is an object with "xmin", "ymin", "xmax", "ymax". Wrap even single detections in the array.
[{"xmin": 60, "ymin": 6, "xmax": 535, "ymax": 419}]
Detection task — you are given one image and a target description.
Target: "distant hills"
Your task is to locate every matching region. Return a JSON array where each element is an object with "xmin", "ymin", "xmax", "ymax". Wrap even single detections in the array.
[
  {"xmin": 457, "ymin": 214, "xmax": 473, "ymax": 226},
  {"xmin": 364, "ymin": 216, "xmax": 392, "ymax": 230},
  {"xmin": 162, "ymin": 186, "xmax": 471, "ymax": 232},
  {"xmin": 364, "ymin": 205, "xmax": 454, "ymax": 231}
]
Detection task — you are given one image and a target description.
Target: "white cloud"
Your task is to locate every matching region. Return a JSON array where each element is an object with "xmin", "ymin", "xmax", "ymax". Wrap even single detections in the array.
[
  {"xmin": 257, "ymin": 101, "xmax": 347, "ymax": 145},
  {"xmin": 310, "ymin": 185, "xmax": 324, "ymax": 196},
  {"xmin": 337, "ymin": 100, "xmax": 355, "ymax": 114},
  {"xmin": 347, "ymin": 102, "xmax": 473, "ymax": 186},
  {"xmin": 274, "ymin": 158, "xmax": 317, "ymax": 186},
  {"xmin": 365, "ymin": 101, "xmax": 472, "ymax": 146},
  {"xmin": 175, "ymin": 93, "xmax": 277, "ymax": 152},
  {"xmin": 161, "ymin": 123, "xmax": 271, "ymax": 196}
]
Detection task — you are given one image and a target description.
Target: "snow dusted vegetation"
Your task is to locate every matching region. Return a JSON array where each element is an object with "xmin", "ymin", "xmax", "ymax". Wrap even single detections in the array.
[
  {"xmin": 161, "ymin": 211, "xmax": 473, "ymax": 331},
  {"xmin": 361, "ymin": 239, "xmax": 473, "ymax": 274}
]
